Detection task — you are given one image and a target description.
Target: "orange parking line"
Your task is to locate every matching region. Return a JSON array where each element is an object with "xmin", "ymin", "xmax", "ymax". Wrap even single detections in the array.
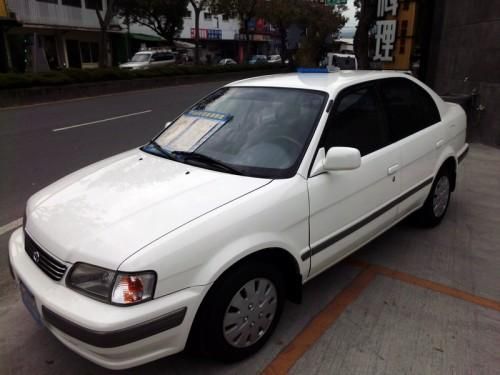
[
  {"xmin": 263, "ymin": 258, "xmax": 500, "ymax": 375},
  {"xmin": 349, "ymin": 259, "xmax": 500, "ymax": 312},
  {"xmin": 262, "ymin": 267, "xmax": 377, "ymax": 375}
]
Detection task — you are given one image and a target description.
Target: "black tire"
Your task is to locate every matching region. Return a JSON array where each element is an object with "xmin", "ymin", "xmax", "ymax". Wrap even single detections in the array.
[
  {"xmin": 189, "ymin": 261, "xmax": 285, "ymax": 362},
  {"xmin": 414, "ymin": 167, "xmax": 452, "ymax": 227}
]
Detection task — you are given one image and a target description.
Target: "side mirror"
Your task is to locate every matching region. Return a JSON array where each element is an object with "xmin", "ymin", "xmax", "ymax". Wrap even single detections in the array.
[
  {"xmin": 324, "ymin": 147, "xmax": 361, "ymax": 171},
  {"xmin": 164, "ymin": 121, "xmax": 172, "ymax": 129},
  {"xmin": 310, "ymin": 147, "xmax": 361, "ymax": 176}
]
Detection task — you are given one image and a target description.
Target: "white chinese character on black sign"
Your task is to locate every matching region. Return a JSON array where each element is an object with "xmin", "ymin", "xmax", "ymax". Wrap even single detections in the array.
[
  {"xmin": 377, "ymin": 0, "xmax": 398, "ymax": 17},
  {"xmin": 373, "ymin": 20, "xmax": 397, "ymax": 61}
]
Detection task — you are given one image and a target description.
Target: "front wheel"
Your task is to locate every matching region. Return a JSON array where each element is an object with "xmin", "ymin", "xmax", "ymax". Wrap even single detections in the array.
[
  {"xmin": 190, "ymin": 262, "xmax": 285, "ymax": 362},
  {"xmin": 414, "ymin": 168, "xmax": 452, "ymax": 227}
]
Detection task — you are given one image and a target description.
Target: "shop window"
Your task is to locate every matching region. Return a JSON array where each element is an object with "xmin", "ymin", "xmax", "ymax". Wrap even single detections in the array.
[
  {"xmin": 62, "ymin": 0, "xmax": 81, "ymax": 7},
  {"xmin": 85, "ymin": 0, "xmax": 102, "ymax": 10},
  {"xmin": 80, "ymin": 42, "xmax": 99, "ymax": 64}
]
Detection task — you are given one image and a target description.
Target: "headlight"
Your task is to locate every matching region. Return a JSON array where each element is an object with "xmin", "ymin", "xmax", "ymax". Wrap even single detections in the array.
[{"xmin": 67, "ymin": 263, "xmax": 156, "ymax": 306}]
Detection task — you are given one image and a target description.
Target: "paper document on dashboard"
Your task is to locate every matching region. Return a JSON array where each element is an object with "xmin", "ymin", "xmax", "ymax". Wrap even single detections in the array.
[{"xmin": 157, "ymin": 111, "xmax": 231, "ymax": 152}]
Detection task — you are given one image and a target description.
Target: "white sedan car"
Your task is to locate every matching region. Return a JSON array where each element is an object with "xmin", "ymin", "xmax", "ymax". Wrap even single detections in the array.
[{"xmin": 9, "ymin": 71, "xmax": 468, "ymax": 369}]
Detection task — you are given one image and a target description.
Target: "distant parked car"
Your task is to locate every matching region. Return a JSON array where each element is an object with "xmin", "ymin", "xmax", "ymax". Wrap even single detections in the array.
[
  {"xmin": 119, "ymin": 50, "xmax": 176, "ymax": 70},
  {"xmin": 327, "ymin": 53, "xmax": 358, "ymax": 70},
  {"xmin": 248, "ymin": 55, "xmax": 267, "ymax": 64},
  {"xmin": 218, "ymin": 58, "xmax": 237, "ymax": 65},
  {"xmin": 268, "ymin": 55, "xmax": 282, "ymax": 64}
]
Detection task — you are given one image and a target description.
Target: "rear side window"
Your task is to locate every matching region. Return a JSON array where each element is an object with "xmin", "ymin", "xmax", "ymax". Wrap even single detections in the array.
[
  {"xmin": 380, "ymin": 78, "xmax": 441, "ymax": 142},
  {"xmin": 322, "ymin": 84, "xmax": 390, "ymax": 156}
]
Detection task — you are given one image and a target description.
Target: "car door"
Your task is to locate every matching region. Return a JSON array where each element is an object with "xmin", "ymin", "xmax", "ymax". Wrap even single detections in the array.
[
  {"xmin": 379, "ymin": 78, "xmax": 442, "ymax": 217},
  {"xmin": 307, "ymin": 82, "xmax": 401, "ymax": 277}
]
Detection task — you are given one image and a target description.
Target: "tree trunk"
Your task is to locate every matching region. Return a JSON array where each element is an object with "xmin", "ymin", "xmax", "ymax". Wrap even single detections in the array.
[
  {"xmin": 354, "ymin": 0, "xmax": 370, "ymax": 69},
  {"xmin": 99, "ymin": 28, "xmax": 109, "ymax": 68},
  {"xmin": 244, "ymin": 18, "xmax": 251, "ymax": 62},
  {"xmin": 279, "ymin": 25, "xmax": 287, "ymax": 62},
  {"xmin": 194, "ymin": 8, "xmax": 201, "ymax": 64}
]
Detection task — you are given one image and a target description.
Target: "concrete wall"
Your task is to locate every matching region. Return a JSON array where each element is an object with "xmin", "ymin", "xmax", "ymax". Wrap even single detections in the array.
[
  {"xmin": 7, "ymin": 0, "xmax": 107, "ymax": 30},
  {"xmin": 429, "ymin": 0, "xmax": 500, "ymax": 147}
]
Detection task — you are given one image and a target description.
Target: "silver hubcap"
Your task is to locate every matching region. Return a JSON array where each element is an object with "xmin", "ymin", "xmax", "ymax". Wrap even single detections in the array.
[
  {"xmin": 222, "ymin": 278, "xmax": 278, "ymax": 348},
  {"xmin": 433, "ymin": 176, "xmax": 450, "ymax": 217}
]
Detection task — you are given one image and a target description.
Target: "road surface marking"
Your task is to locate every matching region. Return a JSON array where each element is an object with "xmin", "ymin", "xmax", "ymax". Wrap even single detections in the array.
[
  {"xmin": 349, "ymin": 259, "xmax": 500, "ymax": 312},
  {"xmin": 52, "ymin": 110, "xmax": 152, "ymax": 132},
  {"xmin": 263, "ymin": 266, "xmax": 377, "ymax": 375},
  {"xmin": 0, "ymin": 217, "xmax": 23, "ymax": 237}
]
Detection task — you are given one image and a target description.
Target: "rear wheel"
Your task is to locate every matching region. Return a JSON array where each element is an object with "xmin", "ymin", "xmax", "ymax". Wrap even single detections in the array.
[
  {"xmin": 190, "ymin": 262, "xmax": 285, "ymax": 362},
  {"xmin": 414, "ymin": 168, "xmax": 452, "ymax": 227}
]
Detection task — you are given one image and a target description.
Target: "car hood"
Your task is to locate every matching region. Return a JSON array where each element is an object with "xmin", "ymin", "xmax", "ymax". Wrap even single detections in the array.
[{"xmin": 26, "ymin": 150, "xmax": 271, "ymax": 270}]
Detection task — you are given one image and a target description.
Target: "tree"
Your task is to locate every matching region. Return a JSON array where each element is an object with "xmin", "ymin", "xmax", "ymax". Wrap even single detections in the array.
[
  {"xmin": 353, "ymin": 0, "xmax": 377, "ymax": 69},
  {"xmin": 257, "ymin": 0, "xmax": 299, "ymax": 62},
  {"xmin": 295, "ymin": 2, "xmax": 346, "ymax": 67},
  {"xmin": 189, "ymin": 0, "xmax": 209, "ymax": 64},
  {"xmin": 121, "ymin": 0, "xmax": 189, "ymax": 45},
  {"xmin": 95, "ymin": 0, "xmax": 119, "ymax": 68},
  {"xmin": 213, "ymin": 0, "xmax": 258, "ymax": 62}
]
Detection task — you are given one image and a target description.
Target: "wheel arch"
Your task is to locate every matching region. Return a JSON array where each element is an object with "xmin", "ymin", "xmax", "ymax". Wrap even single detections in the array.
[
  {"xmin": 438, "ymin": 156, "xmax": 457, "ymax": 191},
  {"xmin": 207, "ymin": 247, "xmax": 303, "ymax": 305},
  {"xmin": 435, "ymin": 147, "xmax": 457, "ymax": 191},
  {"xmin": 186, "ymin": 247, "xmax": 303, "ymax": 353}
]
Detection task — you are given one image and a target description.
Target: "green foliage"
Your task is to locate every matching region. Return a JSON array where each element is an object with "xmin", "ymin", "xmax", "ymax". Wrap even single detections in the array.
[
  {"xmin": 0, "ymin": 64, "xmax": 288, "ymax": 90},
  {"xmin": 295, "ymin": 1, "xmax": 347, "ymax": 67},
  {"xmin": 120, "ymin": 0, "xmax": 189, "ymax": 44}
]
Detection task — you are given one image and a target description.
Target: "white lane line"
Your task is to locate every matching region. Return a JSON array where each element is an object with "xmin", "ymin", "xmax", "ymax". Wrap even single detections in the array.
[
  {"xmin": 52, "ymin": 109, "xmax": 152, "ymax": 132},
  {"xmin": 0, "ymin": 217, "xmax": 23, "ymax": 237}
]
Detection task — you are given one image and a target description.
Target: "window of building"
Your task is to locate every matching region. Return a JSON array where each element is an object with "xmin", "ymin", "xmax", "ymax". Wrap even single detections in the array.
[
  {"xmin": 80, "ymin": 42, "xmax": 99, "ymax": 64},
  {"xmin": 37, "ymin": 0, "xmax": 58, "ymax": 3},
  {"xmin": 322, "ymin": 84, "xmax": 389, "ymax": 156},
  {"xmin": 185, "ymin": 10, "xmax": 192, "ymax": 18},
  {"xmin": 222, "ymin": 14, "xmax": 229, "ymax": 21},
  {"xmin": 62, "ymin": 0, "xmax": 81, "ymax": 7},
  {"xmin": 380, "ymin": 78, "xmax": 441, "ymax": 142},
  {"xmin": 85, "ymin": 0, "xmax": 102, "ymax": 10},
  {"xmin": 204, "ymin": 13, "xmax": 212, "ymax": 20}
]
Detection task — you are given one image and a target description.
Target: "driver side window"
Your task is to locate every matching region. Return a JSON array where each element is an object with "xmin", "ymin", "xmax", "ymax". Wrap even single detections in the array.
[{"xmin": 322, "ymin": 84, "xmax": 389, "ymax": 156}]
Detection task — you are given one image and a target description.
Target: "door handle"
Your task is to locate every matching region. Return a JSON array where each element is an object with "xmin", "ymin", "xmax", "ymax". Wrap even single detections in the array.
[
  {"xmin": 387, "ymin": 164, "xmax": 400, "ymax": 176},
  {"xmin": 436, "ymin": 139, "xmax": 445, "ymax": 149}
]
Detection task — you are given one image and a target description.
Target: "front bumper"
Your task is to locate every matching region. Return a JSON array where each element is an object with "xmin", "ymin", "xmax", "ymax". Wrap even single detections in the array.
[{"xmin": 8, "ymin": 228, "xmax": 206, "ymax": 370}]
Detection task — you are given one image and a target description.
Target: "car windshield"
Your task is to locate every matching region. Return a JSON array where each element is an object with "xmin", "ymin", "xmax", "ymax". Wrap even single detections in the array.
[
  {"xmin": 131, "ymin": 54, "xmax": 150, "ymax": 62},
  {"xmin": 146, "ymin": 87, "xmax": 326, "ymax": 178}
]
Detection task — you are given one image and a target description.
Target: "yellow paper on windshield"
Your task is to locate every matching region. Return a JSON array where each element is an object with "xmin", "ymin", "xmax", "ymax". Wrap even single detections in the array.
[{"xmin": 157, "ymin": 111, "xmax": 230, "ymax": 152}]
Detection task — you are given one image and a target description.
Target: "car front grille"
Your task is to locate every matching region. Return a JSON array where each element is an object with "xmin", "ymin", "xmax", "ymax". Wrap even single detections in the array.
[{"xmin": 25, "ymin": 233, "xmax": 67, "ymax": 281}]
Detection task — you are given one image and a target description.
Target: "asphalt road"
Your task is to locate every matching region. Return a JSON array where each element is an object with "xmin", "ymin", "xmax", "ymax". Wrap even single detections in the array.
[{"xmin": 0, "ymin": 80, "xmax": 231, "ymax": 227}]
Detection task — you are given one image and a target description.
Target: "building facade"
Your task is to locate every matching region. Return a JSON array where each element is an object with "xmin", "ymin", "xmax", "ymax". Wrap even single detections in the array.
[
  {"xmin": 177, "ymin": 3, "xmax": 278, "ymax": 63},
  {"xmin": 5, "ymin": 0, "xmax": 121, "ymax": 71}
]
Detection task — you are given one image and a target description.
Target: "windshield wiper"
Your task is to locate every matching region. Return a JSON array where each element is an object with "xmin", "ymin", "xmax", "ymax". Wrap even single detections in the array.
[
  {"xmin": 174, "ymin": 151, "xmax": 243, "ymax": 175},
  {"xmin": 145, "ymin": 140, "xmax": 176, "ymax": 161}
]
